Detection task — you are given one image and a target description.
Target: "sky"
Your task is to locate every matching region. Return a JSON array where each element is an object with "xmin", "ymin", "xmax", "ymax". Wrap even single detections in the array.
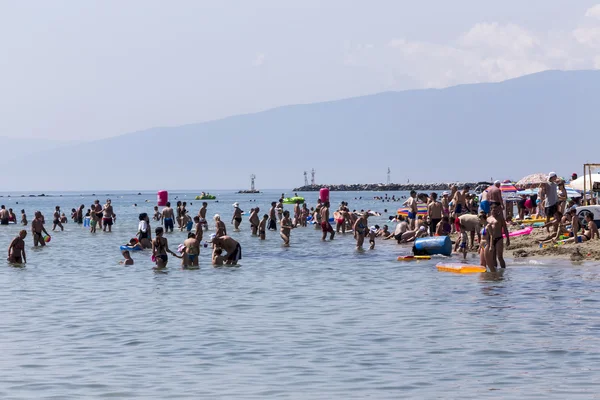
[{"xmin": 1, "ymin": 0, "xmax": 600, "ymax": 141}]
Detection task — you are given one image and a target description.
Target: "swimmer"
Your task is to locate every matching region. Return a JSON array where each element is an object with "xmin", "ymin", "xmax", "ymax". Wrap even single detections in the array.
[
  {"xmin": 210, "ymin": 235, "xmax": 242, "ymax": 265},
  {"xmin": 403, "ymin": 191, "xmax": 418, "ymax": 230},
  {"xmin": 182, "ymin": 232, "xmax": 201, "ymax": 268},
  {"xmin": 280, "ymin": 210, "xmax": 293, "ymax": 246},
  {"xmin": 268, "ymin": 202, "xmax": 277, "ymax": 231},
  {"xmin": 232, "ymin": 202, "xmax": 243, "ymax": 231},
  {"xmin": 76, "ymin": 205, "xmax": 84, "ymax": 224},
  {"xmin": 479, "ymin": 213, "xmax": 489, "ymax": 268},
  {"xmin": 162, "ymin": 202, "xmax": 175, "ymax": 232},
  {"xmin": 212, "ymin": 247, "xmax": 225, "ymax": 266},
  {"xmin": 320, "ymin": 202, "xmax": 335, "ymax": 241},
  {"xmin": 486, "ymin": 203, "xmax": 510, "ymax": 269},
  {"xmin": 458, "ymin": 223, "xmax": 468, "ymax": 260},
  {"xmin": 137, "ymin": 213, "xmax": 152, "ymax": 248},
  {"xmin": 94, "ymin": 200, "xmax": 103, "ymax": 230},
  {"xmin": 31, "ymin": 211, "xmax": 49, "ymax": 247},
  {"xmin": 198, "ymin": 202, "xmax": 208, "ymax": 230},
  {"xmin": 193, "ymin": 216, "xmax": 203, "ymax": 242},
  {"xmin": 89, "ymin": 205, "xmax": 99, "ymax": 233},
  {"xmin": 368, "ymin": 225, "xmax": 379, "ymax": 249},
  {"xmin": 153, "ymin": 205, "xmax": 161, "ymax": 222},
  {"xmin": 214, "ymin": 214, "xmax": 227, "ymax": 238},
  {"xmin": 152, "ymin": 226, "xmax": 180, "ymax": 269},
  {"xmin": 101, "ymin": 199, "xmax": 115, "ymax": 232},
  {"xmin": 7, "ymin": 208, "xmax": 16, "ymax": 223},
  {"xmin": 259, "ymin": 214, "xmax": 268, "ymax": 240},
  {"xmin": 435, "ymin": 216, "xmax": 452, "ymax": 236},
  {"xmin": 301, "ymin": 203, "xmax": 309, "ymax": 227},
  {"xmin": 7, "ymin": 230, "xmax": 27, "ymax": 263},
  {"xmin": 276, "ymin": 199, "xmax": 284, "ymax": 221},
  {"xmin": 120, "ymin": 250, "xmax": 134, "ymax": 266},
  {"xmin": 249, "ymin": 207, "xmax": 260, "ymax": 236},
  {"xmin": 0, "ymin": 205, "xmax": 9, "ymax": 225},
  {"xmin": 52, "ymin": 206, "xmax": 64, "ymax": 231},
  {"xmin": 293, "ymin": 201, "xmax": 301, "ymax": 227},
  {"xmin": 60, "ymin": 213, "xmax": 68, "ymax": 224},
  {"xmin": 20, "ymin": 209, "xmax": 27, "ymax": 226},
  {"xmin": 427, "ymin": 192, "xmax": 443, "ymax": 236},
  {"xmin": 353, "ymin": 212, "xmax": 369, "ymax": 248}
]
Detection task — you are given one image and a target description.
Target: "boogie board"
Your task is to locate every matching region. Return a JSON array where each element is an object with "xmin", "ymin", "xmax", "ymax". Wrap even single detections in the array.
[{"xmin": 436, "ymin": 263, "xmax": 486, "ymax": 273}]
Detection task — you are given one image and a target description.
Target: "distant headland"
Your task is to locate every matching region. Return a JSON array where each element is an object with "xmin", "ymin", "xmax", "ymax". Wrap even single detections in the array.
[{"xmin": 292, "ymin": 183, "xmax": 483, "ymax": 192}]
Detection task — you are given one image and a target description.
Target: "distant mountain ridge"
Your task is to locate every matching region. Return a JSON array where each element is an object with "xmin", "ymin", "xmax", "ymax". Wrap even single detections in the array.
[{"xmin": 3, "ymin": 69, "xmax": 599, "ymax": 191}]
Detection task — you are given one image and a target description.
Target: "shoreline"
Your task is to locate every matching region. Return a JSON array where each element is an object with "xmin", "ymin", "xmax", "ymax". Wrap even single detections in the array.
[{"xmin": 292, "ymin": 183, "xmax": 482, "ymax": 192}]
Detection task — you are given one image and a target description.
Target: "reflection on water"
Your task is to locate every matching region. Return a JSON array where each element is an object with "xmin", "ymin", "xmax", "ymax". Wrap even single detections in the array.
[{"xmin": 0, "ymin": 190, "xmax": 599, "ymax": 399}]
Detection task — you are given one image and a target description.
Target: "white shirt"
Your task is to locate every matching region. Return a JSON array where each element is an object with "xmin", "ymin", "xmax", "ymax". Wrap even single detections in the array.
[{"xmin": 138, "ymin": 220, "xmax": 148, "ymax": 233}]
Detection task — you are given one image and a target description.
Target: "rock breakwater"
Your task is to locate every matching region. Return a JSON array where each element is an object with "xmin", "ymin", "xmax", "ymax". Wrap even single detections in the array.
[{"xmin": 292, "ymin": 183, "xmax": 482, "ymax": 192}]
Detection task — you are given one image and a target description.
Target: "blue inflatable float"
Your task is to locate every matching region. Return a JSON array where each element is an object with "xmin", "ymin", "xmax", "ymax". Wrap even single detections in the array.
[{"xmin": 413, "ymin": 236, "xmax": 452, "ymax": 257}]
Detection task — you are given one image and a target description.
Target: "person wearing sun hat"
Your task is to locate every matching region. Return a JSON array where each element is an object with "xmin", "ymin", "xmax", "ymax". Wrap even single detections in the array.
[{"xmin": 231, "ymin": 202, "xmax": 243, "ymax": 232}]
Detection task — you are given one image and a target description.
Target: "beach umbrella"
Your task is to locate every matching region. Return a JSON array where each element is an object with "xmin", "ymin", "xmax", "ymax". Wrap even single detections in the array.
[
  {"xmin": 397, "ymin": 204, "xmax": 428, "ymax": 216},
  {"xmin": 569, "ymin": 174, "xmax": 600, "ymax": 192},
  {"xmin": 565, "ymin": 186, "xmax": 582, "ymax": 198},
  {"xmin": 516, "ymin": 173, "xmax": 548, "ymax": 189},
  {"xmin": 517, "ymin": 189, "xmax": 536, "ymax": 196}
]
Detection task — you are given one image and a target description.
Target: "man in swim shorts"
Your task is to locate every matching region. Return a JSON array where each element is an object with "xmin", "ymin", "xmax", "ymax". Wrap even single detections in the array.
[
  {"xmin": 320, "ymin": 202, "xmax": 335, "ymax": 241},
  {"xmin": 162, "ymin": 202, "xmax": 175, "ymax": 232},
  {"xmin": 210, "ymin": 235, "xmax": 242, "ymax": 265},
  {"xmin": 198, "ymin": 202, "xmax": 208, "ymax": 230},
  {"xmin": 427, "ymin": 192, "xmax": 443, "ymax": 236},
  {"xmin": 31, "ymin": 211, "xmax": 49, "ymax": 247},
  {"xmin": 102, "ymin": 199, "xmax": 115, "ymax": 232},
  {"xmin": 249, "ymin": 207, "xmax": 260, "ymax": 236},
  {"xmin": 268, "ymin": 202, "xmax": 277, "ymax": 231},
  {"xmin": 232, "ymin": 202, "xmax": 243, "ymax": 231},
  {"xmin": 0, "ymin": 205, "xmax": 9, "ymax": 225},
  {"xmin": 8, "ymin": 230, "xmax": 27, "ymax": 263},
  {"xmin": 404, "ymin": 191, "xmax": 418, "ymax": 229}
]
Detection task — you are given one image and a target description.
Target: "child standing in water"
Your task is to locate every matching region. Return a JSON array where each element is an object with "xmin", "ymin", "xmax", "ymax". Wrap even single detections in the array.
[
  {"xmin": 259, "ymin": 214, "xmax": 268, "ymax": 240},
  {"xmin": 120, "ymin": 250, "xmax": 134, "ymax": 265},
  {"xmin": 280, "ymin": 210, "xmax": 293, "ymax": 246},
  {"xmin": 212, "ymin": 248, "xmax": 225, "ymax": 266}
]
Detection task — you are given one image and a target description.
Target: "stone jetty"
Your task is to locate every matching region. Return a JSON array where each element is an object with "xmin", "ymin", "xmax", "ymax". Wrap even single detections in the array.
[{"xmin": 292, "ymin": 183, "xmax": 483, "ymax": 192}]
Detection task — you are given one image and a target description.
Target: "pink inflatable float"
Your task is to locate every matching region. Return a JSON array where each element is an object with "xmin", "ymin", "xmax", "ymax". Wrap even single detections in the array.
[{"xmin": 503, "ymin": 226, "xmax": 533, "ymax": 238}]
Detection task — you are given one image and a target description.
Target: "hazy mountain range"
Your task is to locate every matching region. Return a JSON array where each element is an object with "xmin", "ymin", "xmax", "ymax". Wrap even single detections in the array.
[{"xmin": 2, "ymin": 69, "xmax": 599, "ymax": 192}]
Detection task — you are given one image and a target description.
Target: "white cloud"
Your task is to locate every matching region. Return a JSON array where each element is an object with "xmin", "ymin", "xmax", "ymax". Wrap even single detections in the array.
[
  {"xmin": 252, "ymin": 53, "xmax": 265, "ymax": 67},
  {"xmin": 459, "ymin": 22, "xmax": 539, "ymax": 54},
  {"xmin": 347, "ymin": 9, "xmax": 600, "ymax": 90},
  {"xmin": 585, "ymin": 4, "xmax": 600, "ymax": 19}
]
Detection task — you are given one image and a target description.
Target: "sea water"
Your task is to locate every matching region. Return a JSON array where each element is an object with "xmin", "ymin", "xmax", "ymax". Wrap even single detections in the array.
[{"xmin": 0, "ymin": 189, "xmax": 599, "ymax": 399}]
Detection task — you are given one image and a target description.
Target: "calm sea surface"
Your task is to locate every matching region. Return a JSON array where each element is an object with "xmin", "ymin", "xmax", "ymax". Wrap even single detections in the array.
[{"xmin": 0, "ymin": 189, "xmax": 599, "ymax": 399}]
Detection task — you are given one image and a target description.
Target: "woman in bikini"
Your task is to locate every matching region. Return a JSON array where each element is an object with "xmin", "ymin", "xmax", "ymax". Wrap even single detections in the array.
[
  {"xmin": 152, "ymin": 227, "xmax": 180, "ymax": 269},
  {"xmin": 182, "ymin": 232, "xmax": 201, "ymax": 268},
  {"xmin": 478, "ymin": 213, "xmax": 489, "ymax": 269},
  {"xmin": 8, "ymin": 230, "xmax": 27, "ymax": 264},
  {"xmin": 486, "ymin": 203, "xmax": 510, "ymax": 269},
  {"xmin": 353, "ymin": 212, "xmax": 369, "ymax": 248},
  {"xmin": 563, "ymin": 213, "xmax": 599, "ymax": 244},
  {"xmin": 214, "ymin": 214, "xmax": 227, "ymax": 238}
]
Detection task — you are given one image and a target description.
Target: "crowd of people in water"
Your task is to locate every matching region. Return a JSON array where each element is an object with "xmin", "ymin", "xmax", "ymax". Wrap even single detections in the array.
[{"xmin": 3, "ymin": 172, "xmax": 599, "ymax": 270}]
